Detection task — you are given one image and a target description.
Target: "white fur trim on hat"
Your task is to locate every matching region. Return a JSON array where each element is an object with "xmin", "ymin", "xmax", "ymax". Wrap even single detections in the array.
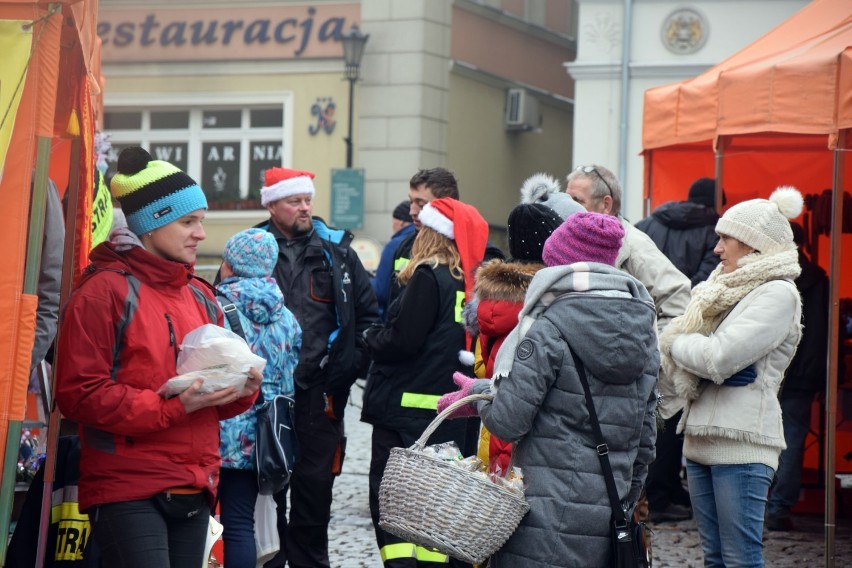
[
  {"xmin": 260, "ymin": 176, "xmax": 316, "ymax": 206},
  {"xmin": 418, "ymin": 202, "xmax": 454, "ymax": 239},
  {"xmin": 520, "ymin": 173, "xmax": 560, "ymax": 204}
]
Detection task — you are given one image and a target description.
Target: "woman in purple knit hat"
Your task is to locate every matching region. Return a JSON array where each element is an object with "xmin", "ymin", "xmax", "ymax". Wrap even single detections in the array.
[{"xmin": 439, "ymin": 212, "xmax": 660, "ymax": 567}]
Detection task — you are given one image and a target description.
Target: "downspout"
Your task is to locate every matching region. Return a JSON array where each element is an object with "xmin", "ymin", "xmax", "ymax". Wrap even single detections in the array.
[{"xmin": 618, "ymin": 0, "xmax": 633, "ymax": 214}]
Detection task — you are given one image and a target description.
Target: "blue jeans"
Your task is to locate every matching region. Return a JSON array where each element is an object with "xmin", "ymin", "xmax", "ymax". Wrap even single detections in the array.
[
  {"xmin": 686, "ymin": 460, "xmax": 774, "ymax": 568},
  {"xmin": 91, "ymin": 492, "xmax": 209, "ymax": 568},
  {"xmin": 219, "ymin": 468, "xmax": 260, "ymax": 568},
  {"xmin": 767, "ymin": 391, "xmax": 815, "ymax": 518}
]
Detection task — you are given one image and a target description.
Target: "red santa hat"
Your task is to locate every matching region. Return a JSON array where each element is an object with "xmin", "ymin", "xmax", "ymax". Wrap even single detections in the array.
[
  {"xmin": 417, "ymin": 198, "xmax": 488, "ymax": 303},
  {"xmin": 260, "ymin": 167, "xmax": 316, "ymax": 206}
]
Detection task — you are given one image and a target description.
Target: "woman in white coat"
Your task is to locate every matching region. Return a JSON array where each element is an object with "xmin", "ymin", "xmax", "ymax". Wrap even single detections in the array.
[{"xmin": 659, "ymin": 186, "xmax": 804, "ymax": 568}]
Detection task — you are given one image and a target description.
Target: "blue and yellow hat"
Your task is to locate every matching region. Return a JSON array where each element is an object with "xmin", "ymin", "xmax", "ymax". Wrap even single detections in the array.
[{"xmin": 110, "ymin": 147, "xmax": 207, "ymax": 235}]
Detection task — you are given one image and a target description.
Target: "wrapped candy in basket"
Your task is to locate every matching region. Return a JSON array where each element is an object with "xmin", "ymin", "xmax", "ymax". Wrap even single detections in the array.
[{"xmin": 378, "ymin": 393, "xmax": 529, "ymax": 564}]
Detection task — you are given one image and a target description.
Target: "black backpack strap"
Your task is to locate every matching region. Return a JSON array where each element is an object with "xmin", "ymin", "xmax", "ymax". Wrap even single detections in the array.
[
  {"xmin": 569, "ymin": 345, "xmax": 630, "ymax": 528},
  {"xmin": 216, "ymin": 293, "xmax": 246, "ymax": 340}
]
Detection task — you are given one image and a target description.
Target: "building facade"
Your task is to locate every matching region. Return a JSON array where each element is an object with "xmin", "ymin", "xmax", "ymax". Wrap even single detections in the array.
[
  {"xmin": 567, "ymin": 0, "xmax": 809, "ymax": 222},
  {"xmin": 99, "ymin": 0, "xmax": 578, "ymax": 264}
]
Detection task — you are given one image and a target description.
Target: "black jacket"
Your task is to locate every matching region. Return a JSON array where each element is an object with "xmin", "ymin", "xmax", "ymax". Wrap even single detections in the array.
[
  {"xmin": 361, "ymin": 264, "xmax": 472, "ymax": 446},
  {"xmin": 783, "ymin": 251, "xmax": 829, "ymax": 393},
  {"xmin": 258, "ymin": 217, "xmax": 379, "ymax": 394},
  {"xmin": 385, "ymin": 228, "xmax": 504, "ymax": 310},
  {"xmin": 635, "ymin": 200, "xmax": 719, "ymax": 286}
]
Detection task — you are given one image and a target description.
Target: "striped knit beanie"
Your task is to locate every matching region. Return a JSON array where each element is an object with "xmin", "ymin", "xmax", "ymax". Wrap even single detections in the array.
[{"xmin": 110, "ymin": 147, "xmax": 207, "ymax": 235}]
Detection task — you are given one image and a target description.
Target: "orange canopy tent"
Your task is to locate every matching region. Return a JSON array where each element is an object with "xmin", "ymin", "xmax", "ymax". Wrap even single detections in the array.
[
  {"xmin": 643, "ymin": 0, "xmax": 851, "ymax": 561},
  {"xmin": 0, "ymin": 0, "xmax": 100, "ymax": 564}
]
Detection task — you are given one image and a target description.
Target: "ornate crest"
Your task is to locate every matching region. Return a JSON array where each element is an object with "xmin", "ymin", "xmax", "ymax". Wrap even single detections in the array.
[{"xmin": 661, "ymin": 8, "xmax": 708, "ymax": 55}]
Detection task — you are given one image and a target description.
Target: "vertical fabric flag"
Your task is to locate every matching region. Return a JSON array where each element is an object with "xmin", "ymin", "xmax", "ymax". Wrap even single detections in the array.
[{"xmin": 0, "ymin": 21, "xmax": 34, "ymax": 181}]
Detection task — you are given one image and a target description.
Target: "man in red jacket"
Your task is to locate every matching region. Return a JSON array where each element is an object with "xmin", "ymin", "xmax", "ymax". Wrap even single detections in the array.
[{"xmin": 56, "ymin": 146, "xmax": 261, "ymax": 568}]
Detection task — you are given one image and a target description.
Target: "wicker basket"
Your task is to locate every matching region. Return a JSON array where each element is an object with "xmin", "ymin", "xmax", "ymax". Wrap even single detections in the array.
[{"xmin": 378, "ymin": 393, "xmax": 530, "ymax": 564}]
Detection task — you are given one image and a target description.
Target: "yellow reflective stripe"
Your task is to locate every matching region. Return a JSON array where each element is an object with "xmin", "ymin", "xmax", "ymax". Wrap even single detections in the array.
[
  {"xmin": 50, "ymin": 501, "xmax": 86, "ymax": 524},
  {"xmin": 381, "ymin": 542, "xmax": 416, "ymax": 561},
  {"xmin": 415, "ymin": 546, "xmax": 449, "ymax": 562},
  {"xmin": 454, "ymin": 290, "xmax": 465, "ymax": 323},
  {"xmin": 50, "ymin": 501, "xmax": 91, "ymax": 561},
  {"xmin": 401, "ymin": 393, "xmax": 441, "ymax": 410},
  {"xmin": 394, "ymin": 257, "xmax": 410, "ymax": 271}
]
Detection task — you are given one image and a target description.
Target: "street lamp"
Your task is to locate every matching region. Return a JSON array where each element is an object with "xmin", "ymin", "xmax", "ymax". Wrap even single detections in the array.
[{"xmin": 341, "ymin": 24, "xmax": 369, "ymax": 168}]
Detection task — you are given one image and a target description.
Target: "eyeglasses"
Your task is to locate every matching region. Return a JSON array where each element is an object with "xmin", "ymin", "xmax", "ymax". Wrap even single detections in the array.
[{"xmin": 575, "ymin": 165, "xmax": 614, "ymax": 198}]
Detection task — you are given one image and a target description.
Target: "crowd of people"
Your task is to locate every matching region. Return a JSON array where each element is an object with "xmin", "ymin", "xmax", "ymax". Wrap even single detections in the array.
[{"xmin": 37, "ymin": 145, "xmax": 824, "ymax": 568}]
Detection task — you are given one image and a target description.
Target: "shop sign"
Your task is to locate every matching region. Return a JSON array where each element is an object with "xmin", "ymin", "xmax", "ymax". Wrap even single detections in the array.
[
  {"xmin": 330, "ymin": 168, "xmax": 364, "ymax": 230},
  {"xmin": 97, "ymin": 4, "xmax": 359, "ymax": 63}
]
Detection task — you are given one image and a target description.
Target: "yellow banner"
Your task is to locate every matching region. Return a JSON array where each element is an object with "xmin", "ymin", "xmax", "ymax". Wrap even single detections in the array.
[{"xmin": 0, "ymin": 20, "xmax": 34, "ymax": 182}]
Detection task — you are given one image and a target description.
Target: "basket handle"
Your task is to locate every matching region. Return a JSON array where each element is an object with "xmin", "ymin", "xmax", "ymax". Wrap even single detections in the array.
[{"xmin": 412, "ymin": 393, "xmax": 493, "ymax": 450}]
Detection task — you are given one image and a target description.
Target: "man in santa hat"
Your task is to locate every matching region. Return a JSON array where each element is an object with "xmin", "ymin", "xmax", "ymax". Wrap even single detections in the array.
[{"xmin": 257, "ymin": 167, "xmax": 379, "ymax": 568}]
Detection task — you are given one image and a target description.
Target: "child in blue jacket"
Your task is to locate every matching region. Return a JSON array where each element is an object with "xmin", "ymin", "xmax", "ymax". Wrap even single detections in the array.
[{"xmin": 216, "ymin": 228, "xmax": 301, "ymax": 568}]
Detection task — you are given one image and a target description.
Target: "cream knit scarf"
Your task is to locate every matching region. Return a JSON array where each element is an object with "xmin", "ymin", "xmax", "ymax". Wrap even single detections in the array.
[{"xmin": 659, "ymin": 248, "xmax": 801, "ymax": 399}]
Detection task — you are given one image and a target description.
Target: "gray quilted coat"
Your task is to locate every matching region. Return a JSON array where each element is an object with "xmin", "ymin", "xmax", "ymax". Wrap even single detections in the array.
[{"xmin": 470, "ymin": 263, "xmax": 659, "ymax": 568}]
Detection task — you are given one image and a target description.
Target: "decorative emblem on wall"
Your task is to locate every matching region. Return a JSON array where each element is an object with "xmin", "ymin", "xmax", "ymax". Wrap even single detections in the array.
[
  {"xmin": 584, "ymin": 10, "xmax": 621, "ymax": 53},
  {"xmin": 309, "ymin": 97, "xmax": 336, "ymax": 135},
  {"xmin": 661, "ymin": 8, "xmax": 708, "ymax": 55}
]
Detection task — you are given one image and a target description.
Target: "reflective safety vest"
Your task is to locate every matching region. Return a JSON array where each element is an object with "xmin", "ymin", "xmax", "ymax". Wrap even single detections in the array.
[
  {"xmin": 380, "ymin": 542, "xmax": 449, "ymax": 563},
  {"xmin": 361, "ymin": 264, "xmax": 471, "ymax": 444}
]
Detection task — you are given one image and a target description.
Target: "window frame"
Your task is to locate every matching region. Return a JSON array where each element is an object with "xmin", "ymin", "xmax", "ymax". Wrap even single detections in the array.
[{"xmin": 102, "ymin": 93, "xmax": 294, "ymax": 207}]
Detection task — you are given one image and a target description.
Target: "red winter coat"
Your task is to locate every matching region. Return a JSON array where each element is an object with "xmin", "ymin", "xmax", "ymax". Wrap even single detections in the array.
[
  {"xmin": 56, "ymin": 243, "xmax": 254, "ymax": 511},
  {"xmin": 474, "ymin": 260, "xmax": 542, "ymax": 474}
]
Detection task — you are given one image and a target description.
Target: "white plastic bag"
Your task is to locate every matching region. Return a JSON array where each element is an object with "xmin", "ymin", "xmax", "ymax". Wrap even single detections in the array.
[
  {"xmin": 255, "ymin": 493, "xmax": 280, "ymax": 566},
  {"xmin": 158, "ymin": 324, "xmax": 266, "ymax": 397}
]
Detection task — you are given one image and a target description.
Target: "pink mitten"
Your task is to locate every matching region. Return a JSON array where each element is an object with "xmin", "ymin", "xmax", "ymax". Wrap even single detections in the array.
[{"xmin": 436, "ymin": 372, "xmax": 479, "ymax": 419}]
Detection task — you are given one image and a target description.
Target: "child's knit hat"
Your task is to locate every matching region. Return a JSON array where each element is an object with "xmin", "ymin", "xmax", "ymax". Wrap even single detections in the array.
[
  {"xmin": 223, "ymin": 228, "xmax": 279, "ymax": 278},
  {"xmin": 110, "ymin": 147, "xmax": 207, "ymax": 236}
]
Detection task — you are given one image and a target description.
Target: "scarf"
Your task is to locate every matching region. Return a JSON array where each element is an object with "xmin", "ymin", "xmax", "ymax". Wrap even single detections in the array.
[
  {"xmin": 491, "ymin": 262, "xmax": 653, "ymax": 390},
  {"xmin": 659, "ymin": 248, "xmax": 800, "ymax": 399}
]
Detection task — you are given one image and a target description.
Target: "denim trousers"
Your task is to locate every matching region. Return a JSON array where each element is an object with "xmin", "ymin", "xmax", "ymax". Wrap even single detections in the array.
[
  {"xmin": 686, "ymin": 460, "xmax": 774, "ymax": 568},
  {"xmin": 767, "ymin": 391, "xmax": 815, "ymax": 517},
  {"xmin": 90, "ymin": 492, "xmax": 209, "ymax": 568},
  {"xmin": 219, "ymin": 468, "xmax": 260, "ymax": 568}
]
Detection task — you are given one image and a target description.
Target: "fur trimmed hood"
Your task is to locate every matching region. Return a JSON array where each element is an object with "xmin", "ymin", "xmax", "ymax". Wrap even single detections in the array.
[{"xmin": 474, "ymin": 259, "xmax": 543, "ymax": 303}]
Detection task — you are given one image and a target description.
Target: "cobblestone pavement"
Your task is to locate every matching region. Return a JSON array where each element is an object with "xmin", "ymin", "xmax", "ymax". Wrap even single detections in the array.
[{"xmin": 328, "ymin": 385, "xmax": 852, "ymax": 567}]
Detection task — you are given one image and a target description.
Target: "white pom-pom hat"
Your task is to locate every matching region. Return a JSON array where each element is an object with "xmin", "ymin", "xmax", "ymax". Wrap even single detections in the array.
[
  {"xmin": 519, "ymin": 172, "xmax": 585, "ymax": 221},
  {"xmin": 715, "ymin": 185, "xmax": 804, "ymax": 253}
]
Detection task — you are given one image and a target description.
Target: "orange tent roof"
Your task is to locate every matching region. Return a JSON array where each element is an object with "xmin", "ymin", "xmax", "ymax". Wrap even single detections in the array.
[{"xmin": 643, "ymin": 0, "xmax": 852, "ymax": 150}]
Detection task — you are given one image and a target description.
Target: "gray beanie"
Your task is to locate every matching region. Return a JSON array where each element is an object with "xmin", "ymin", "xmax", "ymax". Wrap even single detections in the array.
[{"xmin": 519, "ymin": 172, "xmax": 585, "ymax": 221}]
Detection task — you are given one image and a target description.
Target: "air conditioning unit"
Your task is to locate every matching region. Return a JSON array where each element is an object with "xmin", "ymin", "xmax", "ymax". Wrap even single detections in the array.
[{"xmin": 504, "ymin": 88, "xmax": 540, "ymax": 131}]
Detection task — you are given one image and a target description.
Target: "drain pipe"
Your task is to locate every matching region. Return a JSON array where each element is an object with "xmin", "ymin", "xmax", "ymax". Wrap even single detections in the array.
[{"xmin": 618, "ymin": 0, "xmax": 634, "ymax": 215}]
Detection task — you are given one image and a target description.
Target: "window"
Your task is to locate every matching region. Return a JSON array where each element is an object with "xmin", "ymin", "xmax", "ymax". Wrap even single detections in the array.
[{"xmin": 103, "ymin": 103, "xmax": 288, "ymax": 209}]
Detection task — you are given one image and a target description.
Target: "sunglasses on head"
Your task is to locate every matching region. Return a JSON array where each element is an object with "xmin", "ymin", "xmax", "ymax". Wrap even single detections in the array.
[{"xmin": 575, "ymin": 165, "xmax": 614, "ymax": 198}]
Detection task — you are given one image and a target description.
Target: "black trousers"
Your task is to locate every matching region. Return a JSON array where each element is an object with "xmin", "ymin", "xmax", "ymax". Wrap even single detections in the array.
[
  {"xmin": 369, "ymin": 425, "xmax": 472, "ymax": 568},
  {"xmin": 265, "ymin": 385, "xmax": 345, "ymax": 568},
  {"xmin": 645, "ymin": 411, "xmax": 690, "ymax": 511}
]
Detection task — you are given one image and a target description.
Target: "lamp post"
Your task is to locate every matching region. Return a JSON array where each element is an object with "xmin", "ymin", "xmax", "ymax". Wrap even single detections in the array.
[{"xmin": 341, "ymin": 24, "xmax": 369, "ymax": 168}]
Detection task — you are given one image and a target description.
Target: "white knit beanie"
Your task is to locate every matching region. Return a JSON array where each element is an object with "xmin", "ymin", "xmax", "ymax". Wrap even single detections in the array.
[{"xmin": 715, "ymin": 186, "xmax": 804, "ymax": 253}]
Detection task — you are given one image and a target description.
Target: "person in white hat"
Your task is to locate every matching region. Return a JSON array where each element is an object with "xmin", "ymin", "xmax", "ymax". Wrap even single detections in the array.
[{"xmin": 658, "ymin": 186, "xmax": 805, "ymax": 567}]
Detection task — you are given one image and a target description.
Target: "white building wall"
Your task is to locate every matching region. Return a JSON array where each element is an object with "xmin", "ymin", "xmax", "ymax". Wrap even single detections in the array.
[{"xmin": 567, "ymin": 0, "xmax": 808, "ymax": 222}]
